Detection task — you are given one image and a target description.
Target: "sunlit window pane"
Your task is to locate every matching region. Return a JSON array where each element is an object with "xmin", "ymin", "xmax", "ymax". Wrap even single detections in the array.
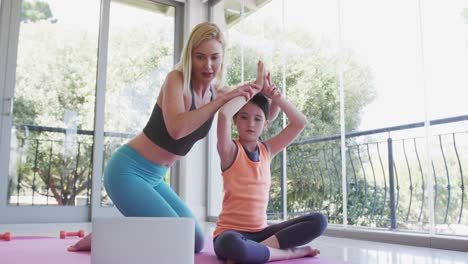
[
  {"xmin": 210, "ymin": 0, "xmax": 468, "ymax": 237},
  {"xmin": 341, "ymin": 0, "xmax": 430, "ymax": 232},
  {"xmin": 422, "ymin": 1, "xmax": 468, "ymax": 236},
  {"xmin": 9, "ymin": 0, "xmax": 100, "ymax": 206}
]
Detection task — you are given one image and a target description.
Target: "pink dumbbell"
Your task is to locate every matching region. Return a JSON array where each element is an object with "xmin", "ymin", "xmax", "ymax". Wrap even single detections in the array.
[
  {"xmin": 0, "ymin": 232, "xmax": 11, "ymax": 241},
  {"xmin": 60, "ymin": 230, "xmax": 85, "ymax": 239}
]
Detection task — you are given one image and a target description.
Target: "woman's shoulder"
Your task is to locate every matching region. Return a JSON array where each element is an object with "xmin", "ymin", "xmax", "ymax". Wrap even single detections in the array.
[
  {"xmin": 166, "ymin": 70, "xmax": 183, "ymax": 81},
  {"xmin": 162, "ymin": 70, "xmax": 184, "ymax": 91}
]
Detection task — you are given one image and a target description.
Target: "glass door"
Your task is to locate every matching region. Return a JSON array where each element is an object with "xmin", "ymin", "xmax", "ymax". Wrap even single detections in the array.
[
  {"xmin": 0, "ymin": 0, "xmax": 101, "ymax": 223},
  {"xmin": 0, "ymin": 0, "xmax": 183, "ymax": 223}
]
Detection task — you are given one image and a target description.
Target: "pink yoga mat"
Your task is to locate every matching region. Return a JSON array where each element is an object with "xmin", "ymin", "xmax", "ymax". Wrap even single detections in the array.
[
  {"xmin": 0, "ymin": 236, "xmax": 89, "ymax": 264},
  {"xmin": 0, "ymin": 236, "xmax": 350, "ymax": 264},
  {"xmin": 195, "ymin": 239, "xmax": 351, "ymax": 264}
]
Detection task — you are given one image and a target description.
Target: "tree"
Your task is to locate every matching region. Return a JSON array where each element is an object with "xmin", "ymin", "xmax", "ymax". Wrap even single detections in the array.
[{"xmin": 21, "ymin": 0, "xmax": 53, "ymax": 23}]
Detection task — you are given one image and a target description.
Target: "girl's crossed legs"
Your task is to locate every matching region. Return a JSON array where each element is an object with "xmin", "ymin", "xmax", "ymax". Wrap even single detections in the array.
[{"xmin": 214, "ymin": 213, "xmax": 327, "ymax": 263}]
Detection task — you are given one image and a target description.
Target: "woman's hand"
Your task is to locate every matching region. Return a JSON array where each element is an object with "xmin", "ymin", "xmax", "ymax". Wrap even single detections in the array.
[{"xmin": 232, "ymin": 82, "xmax": 262, "ymax": 101}]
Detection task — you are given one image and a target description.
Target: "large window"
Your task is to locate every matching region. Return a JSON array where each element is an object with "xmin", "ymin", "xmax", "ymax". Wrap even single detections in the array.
[
  {"xmin": 8, "ymin": 0, "xmax": 100, "ymax": 206},
  {"xmin": 423, "ymin": 1, "xmax": 468, "ymax": 236},
  {"xmin": 209, "ymin": 0, "xmax": 468, "ymax": 237},
  {"xmin": 0, "ymin": 0, "xmax": 182, "ymax": 223}
]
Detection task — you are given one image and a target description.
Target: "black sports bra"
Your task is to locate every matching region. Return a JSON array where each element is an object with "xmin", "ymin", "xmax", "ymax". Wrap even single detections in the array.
[{"xmin": 143, "ymin": 85, "xmax": 214, "ymax": 156}]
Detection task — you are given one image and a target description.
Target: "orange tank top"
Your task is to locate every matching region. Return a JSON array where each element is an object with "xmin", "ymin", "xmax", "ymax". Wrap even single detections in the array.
[{"xmin": 213, "ymin": 140, "xmax": 271, "ymax": 238}]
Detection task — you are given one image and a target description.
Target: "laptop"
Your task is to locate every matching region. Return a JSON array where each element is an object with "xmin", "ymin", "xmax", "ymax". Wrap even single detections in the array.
[{"xmin": 91, "ymin": 217, "xmax": 195, "ymax": 264}]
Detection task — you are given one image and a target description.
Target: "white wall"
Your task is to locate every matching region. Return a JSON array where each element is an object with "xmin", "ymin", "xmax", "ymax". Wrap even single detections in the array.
[
  {"xmin": 183, "ymin": 0, "xmax": 209, "ymax": 40},
  {"xmin": 206, "ymin": 2, "xmax": 226, "ymax": 218},
  {"xmin": 178, "ymin": 0, "xmax": 232, "ymax": 221},
  {"xmin": 180, "ymin": 1, "xmax": 233, "ymax": 221},
  {"xmin": 177, "ymin": 0, "xmax": 210, "ymax": 221}
]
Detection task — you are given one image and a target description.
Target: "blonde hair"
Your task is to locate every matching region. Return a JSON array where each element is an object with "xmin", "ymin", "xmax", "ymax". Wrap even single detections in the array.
[{"xmin": 174, "ymin": 22, "xmax": 226, "ymax": 93}]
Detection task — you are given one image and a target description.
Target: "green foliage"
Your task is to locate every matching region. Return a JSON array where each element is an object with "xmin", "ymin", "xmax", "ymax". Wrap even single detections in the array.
[
  {"xmin": 21, "ymin": 0, "xmax": 53, "ymax": 23},
  {"xmin": 10, "ymin": 10, "xmax": 173, "ymax": 205},
  {"xmin": 226, "ymin": 26, "xmax": 375, "ymax": 142},
  {"xmin": 13, "ymin": 97, "xmax": 37, "ymax": 125},
  {"xmin": 14, "ymin": 22, "xmax": 98, "ymax": 130},
  {"xmin": 11, "ymin": 136, "xmax": 93, "ymax": 205},
  {"xmin": 462, "ymin": 8, "xmax": 468, "ymax": 24}
]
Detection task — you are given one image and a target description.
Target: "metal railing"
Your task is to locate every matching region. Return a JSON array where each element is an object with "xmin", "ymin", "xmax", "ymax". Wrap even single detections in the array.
[
  {"xmin": 267, "ymin": 115, "xmax": 468, "ymax": 234},
  {"xmin": 7, "ymin": 115, "xmax": 468, "ymax": 234},
  {"xmin": 7, "ymin": 125, "xmax": 132, "ymax": 206}
]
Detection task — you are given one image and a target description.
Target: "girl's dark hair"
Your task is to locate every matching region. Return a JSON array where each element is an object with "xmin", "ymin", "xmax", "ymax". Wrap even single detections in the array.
[{"xmin": 250, "ymin": 94, "xmax": 270, "ymax": 119}]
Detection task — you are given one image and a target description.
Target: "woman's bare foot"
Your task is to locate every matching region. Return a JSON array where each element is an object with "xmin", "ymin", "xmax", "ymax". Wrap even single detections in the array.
[{"xmin": 67, "ymin": 233, "xmax": 92, "ymax": 251}]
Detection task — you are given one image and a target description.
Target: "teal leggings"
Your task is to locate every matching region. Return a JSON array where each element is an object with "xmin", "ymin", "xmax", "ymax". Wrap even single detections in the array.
[{"xmin": 103, "ymin": 144, "xmax": 205, "ymax": 252}]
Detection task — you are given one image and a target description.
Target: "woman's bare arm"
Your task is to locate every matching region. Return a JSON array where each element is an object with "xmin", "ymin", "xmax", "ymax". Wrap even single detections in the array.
[{"xmin": 161, "ymin": 71, "xmax": 254, "ymax": 140}]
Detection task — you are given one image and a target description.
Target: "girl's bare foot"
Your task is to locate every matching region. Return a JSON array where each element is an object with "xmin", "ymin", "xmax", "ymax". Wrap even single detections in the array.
[
  {"xmin": 290, "ymin": 246, "xmax": 320, "ymax": 258},
  {"xmin": 268, "ymin": 245, "xmax": 320, "ymax": 261},
  {"xmin": 67, "ymin": 233, "xmax": 92, "ymax": 251}
]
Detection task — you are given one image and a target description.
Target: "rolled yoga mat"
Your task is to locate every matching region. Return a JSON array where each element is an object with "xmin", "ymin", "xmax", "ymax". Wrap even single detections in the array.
[{"xmin": 0, "ymin": 236, "xmax": 351, "ymax": 264}]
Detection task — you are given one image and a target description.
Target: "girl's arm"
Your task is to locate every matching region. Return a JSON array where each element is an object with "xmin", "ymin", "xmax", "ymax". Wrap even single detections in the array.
[
  {"xmin": 264, "ymin": 88, "xmax": 307, "ymax": 159},
  {"xmin": 217, "ymin": 60, "xmax": 265, "ymax": 169},
  {"xmin": 217, "ymin": 82, "xmax": 262, "ymax": 170},
  {"xmin": 161, "ymin": 71, "xmax": 254, "ymax": 140}
]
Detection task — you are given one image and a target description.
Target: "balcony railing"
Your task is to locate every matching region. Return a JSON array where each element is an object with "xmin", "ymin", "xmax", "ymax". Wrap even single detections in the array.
[
  {"xmin": 267, "ymin": 115, "xmax": 468, "ymax": 235},
  {"xmin": 7, "ymin": 115, "xmax": 468, "ymax": 235},
  {"xmin": 7, "ymin": 126, "xmax": 131, "ymax": 206}
]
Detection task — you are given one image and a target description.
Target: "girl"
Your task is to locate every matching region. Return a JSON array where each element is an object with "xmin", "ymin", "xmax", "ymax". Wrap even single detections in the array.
[{"xmin": 214, "ymin": 73, "xmax": 328, "ymax": 263}]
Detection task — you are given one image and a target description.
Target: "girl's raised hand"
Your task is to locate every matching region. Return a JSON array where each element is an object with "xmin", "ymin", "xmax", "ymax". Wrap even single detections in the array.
[
  {"xmin": 265, "ymin": 85, "xmax": 281, "ymax": 101},
  {"xmin": 262, "ymin": 72, "xmax": 281, "ymax": 100},
  {"xmin": 255, "ymin": 60, "xmax": 265, "ymax": 89}
]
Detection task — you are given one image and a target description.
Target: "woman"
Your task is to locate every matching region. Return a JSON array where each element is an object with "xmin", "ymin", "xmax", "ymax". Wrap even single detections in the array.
[{"xmin": 68, "ymin": 22, "xmax": 260, "ymax": 252}]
